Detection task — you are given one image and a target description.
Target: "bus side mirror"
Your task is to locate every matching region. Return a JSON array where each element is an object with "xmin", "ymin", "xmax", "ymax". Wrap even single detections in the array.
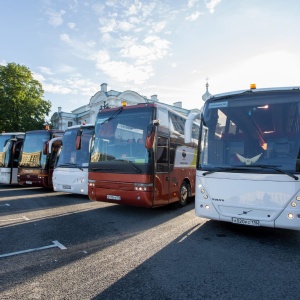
[
  {"xmin": 43, "ymin": 141, "xmax": 49, "ymax": 155},
  {"xmin": 145, "ymin": 123, "xmax": 158, "ymax": 149},
  {"xmin": 12, "ymin": 141, "xmax": 23, "ymax": 155},
  {"xmin": 76, "ymin": 130, "xmax": 82, "ymax": 150}
]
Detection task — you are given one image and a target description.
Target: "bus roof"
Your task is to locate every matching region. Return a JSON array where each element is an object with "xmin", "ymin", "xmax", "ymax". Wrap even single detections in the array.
[
  {"xmin": 0, "ymin": 132, "xmax": 24, "ymax": 136},
  {"xmin": 66, "ymin": 124, "xmax": 95, "ymax": 130},
  {"xmin": 99, "ymin": 102, "xmax": 189, "ymax": 119},
  {"xmin": 208, "ymin": 86, "xmax": 300, "ymax": 101},
  {"xmin": 25, "ymin": 129, "xmax": 64, "ymax": 134}
]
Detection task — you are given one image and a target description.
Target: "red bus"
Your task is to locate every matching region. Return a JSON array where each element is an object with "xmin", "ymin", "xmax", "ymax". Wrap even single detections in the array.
[
  {"xmin": 88, "ymin": 102, "xmax": 199, "ymax": 208},
  {"xmin": 18, "ymin": 128, "xmax": 64, "ymax": 188}
]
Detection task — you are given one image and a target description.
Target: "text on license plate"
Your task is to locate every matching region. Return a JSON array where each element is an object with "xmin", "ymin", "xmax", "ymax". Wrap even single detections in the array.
[
  {"xmin": 232, "ymin": 217, "xmax": 260, "ymax": 226},
  {"xmin": 26, "ymin": 181, "xmax": 32, "ymax": 184},
  {"xmin": 62, "ymin": 185, "xmax": 71, "ymax": 189},
  {"xmin": 107, "ymin": 195, "xmax": 121, "ymax": 200}
]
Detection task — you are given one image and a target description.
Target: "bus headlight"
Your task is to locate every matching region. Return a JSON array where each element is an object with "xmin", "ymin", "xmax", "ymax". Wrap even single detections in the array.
[
  {"xmin": 134, "ymin": 183, "xmax": 153, "ymax": 191},
  {"xmin": 288, "ymin": 213, "xmax": 294, "ymax": 219},
  {"xmin": 291, "ymin": 202, "xmax": 297, "ymax": 207},
  {"xmin": 88, "ymin": 180, "xmax": 95, "ymax": 187}
]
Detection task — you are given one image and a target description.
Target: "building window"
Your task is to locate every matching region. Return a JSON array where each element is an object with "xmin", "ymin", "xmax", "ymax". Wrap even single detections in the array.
[{"xmin": 68, "ymin": 122, "xmax": 73, "ymax": 127}]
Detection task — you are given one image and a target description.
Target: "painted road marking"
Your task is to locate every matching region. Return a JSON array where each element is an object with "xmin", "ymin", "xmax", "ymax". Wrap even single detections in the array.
[
  {"xmin": 0, "ymin": 191, "xmax": 69, "ymax": 201},
  {"xmin": 0, "ymin": 216, "xmax": 30, "ymax": 222},
  {"xmin": 0, "ymin": 203, "xmax": 10, "ymax": 207},
  {"xmin": 0, "ymin": 240, "xmax": 67, "ymax": 258},
  {"xmin": 0, "ymin": 187, "xmax": 42, "ymax": 192}
]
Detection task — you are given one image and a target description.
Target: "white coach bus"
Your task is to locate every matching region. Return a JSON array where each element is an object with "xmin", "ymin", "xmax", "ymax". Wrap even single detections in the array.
[
  {"xmin": 186, "ymin": 85, "xmax": 300, "ymax": 230},
  {"xmin": 52, "ymin": 124, "xmax": 94, "ymax": 195}
]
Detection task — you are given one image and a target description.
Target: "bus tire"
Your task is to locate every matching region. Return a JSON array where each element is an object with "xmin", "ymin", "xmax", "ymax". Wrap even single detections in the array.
[{"xmin": 178, "ymin": 181, "xmax": 190, "ymax": 207}]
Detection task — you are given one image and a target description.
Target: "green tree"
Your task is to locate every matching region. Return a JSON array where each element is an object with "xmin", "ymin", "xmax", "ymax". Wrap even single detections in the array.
[{"xmin": 0, "ymin": 63, "xmax": 51, "ymax": 132}]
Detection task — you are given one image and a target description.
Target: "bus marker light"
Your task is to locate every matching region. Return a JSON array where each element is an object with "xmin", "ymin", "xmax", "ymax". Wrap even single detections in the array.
[
  {"xmin": 296, "ymin": 196, "xmax": 300, "ymax": 201},
  {"xmin": 288, "ymin": 213, "xmax": 294, "ymax": 219},
  {"xmin": 203, "ymin": 194, "xmax": 208, "ymax": 199},
  {"xmin": 200, "ymin": 188, "xmax": 206, "ymax": 194},
  {"xmin": 205, "ymin": 205, "xmax": 209, "ymax": 210},
  {"xmin": 291, "ymin": 202, "xmax": 297, "ymax": 207}
]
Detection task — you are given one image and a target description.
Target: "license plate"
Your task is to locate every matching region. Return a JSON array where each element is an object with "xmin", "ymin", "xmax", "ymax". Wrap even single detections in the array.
[
  {"xmin": 62, "ymin": 185, "xmax": 71, "ymax": 189},
  {"xmin": 26, "ymin": 181, "xmax": 32, "ymax": 184},
  {"xmin": 232, "ymin": 217, "xmax": 260, "ymax": 226},
  {"xmin": 107, "ymin": 195, "xmax": 121, "ymax": 200}
]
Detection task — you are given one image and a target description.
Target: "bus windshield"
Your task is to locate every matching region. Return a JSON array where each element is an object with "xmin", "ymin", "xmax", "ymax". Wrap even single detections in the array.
[
  {"xmin": 90, "ymin": 106, "xmax": 153, "ymax": 171},
  {"xmin": 198, "ymin": 91, "xmax": 300, "ymax": 173},
  {"xmin": 57, "ymin": 126, "xmax": 94, "ymax": 168},
  {"xmin": 0, "ymin": 135, "xmax": 14, "ymax": 167},
  {"xmin": 19, "ymin": 132, "xmax": 50, "ymax": 168}
]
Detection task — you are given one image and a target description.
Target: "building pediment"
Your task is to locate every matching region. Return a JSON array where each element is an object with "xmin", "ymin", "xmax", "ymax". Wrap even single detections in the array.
[{"xmin": 89, "ymin": 91, "xmax": 108, "ymax": 105}]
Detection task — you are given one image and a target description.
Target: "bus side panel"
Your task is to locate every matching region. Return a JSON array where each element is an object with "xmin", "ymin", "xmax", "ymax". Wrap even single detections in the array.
[{"xmin": 88, "ymin": 173, "xmax": 154, "ymax": 208}]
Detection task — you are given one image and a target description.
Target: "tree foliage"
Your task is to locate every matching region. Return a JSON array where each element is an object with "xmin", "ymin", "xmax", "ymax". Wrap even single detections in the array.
[{"xmin": 0, "ymin": 63, "xmax": 51, "ymax": 132}]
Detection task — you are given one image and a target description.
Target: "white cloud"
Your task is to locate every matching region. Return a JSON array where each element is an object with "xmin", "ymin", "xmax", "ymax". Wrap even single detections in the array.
[
  {"xmin": 210, "ymin": 51, "xmax": 300, "ymax": 94},
  {"xmin": 68, "ymin": 22, "xmax": 76, "ymax": 29},
  {"xmin": 38, "ymin": 67, "xmax": 53, "ymax": 75},
  {"xmin": 186, "ymin": 11, "xmax": 203, "ymax": 21},
  {"xmin": 46, "ymin": 9, "xmax": 65, "ymax": 27},
  {"xmin": 205, "ymin": 0, "xmax": 222, "ymax": 14},
  {"xmin": 95, "ymin": 50, "xmax": 154, "ymax": 84},
  {"xmin": 188, "ymin": 0, "xmax": 198, "ymax": 8},
  {"xmin": 60, "ymin": 33, "xmax": 71, "ymax": 43},
  {"xmin": 99, "ymin": 18, "xmax": 117, "ymax": 33},
  {"xmin": 32, "ymin": 72, "xmax": 45, "ymax": 82},
  {"xmin": 119, "ymin": 21, "xmax": 134, "ymax": 32},
  {"xmin": 43, "ymin": 83, "xmax": 73, "ymax": 94},
  {"xmin": 153, "ymin": 21, "xmax": 166, "ymax": 32}
]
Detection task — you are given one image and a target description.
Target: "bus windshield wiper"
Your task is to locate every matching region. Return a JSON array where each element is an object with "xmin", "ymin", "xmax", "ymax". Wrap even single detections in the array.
[
  {"xmin": 113, "ymin": 159, "xmax": 142, "ymax": 173},
  {"xmin": 203, "ymin": 165, "xmax": 298, "ymax": 180},
  {"xmin": 100, "ymin": 107, "xmax": 123, "ymax": 125},
  {"xmin": 57, "ymin": 163, "xmax": 83, "ymax": 171},
  {"xmin": 243, "ymin": 164, "xmax": 298, "ymax": 180},
  {"xmin": 203, "ymin": 167, "xmax": 234, "ymax": 176}
]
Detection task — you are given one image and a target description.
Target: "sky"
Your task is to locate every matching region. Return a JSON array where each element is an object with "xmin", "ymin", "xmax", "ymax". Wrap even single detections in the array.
[{"xmin": 1, "ymin": 0, "xmax": 300, "ymax": 118}]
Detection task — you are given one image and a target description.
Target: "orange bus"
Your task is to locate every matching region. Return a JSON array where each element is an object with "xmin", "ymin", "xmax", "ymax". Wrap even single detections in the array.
[
  {"xmin": 88, "ymin": 102, "xmax": 199, "ymax": 208},
  {"xmin": 18, "ymin": 128, "xmax": 64, "ymax": 188}
]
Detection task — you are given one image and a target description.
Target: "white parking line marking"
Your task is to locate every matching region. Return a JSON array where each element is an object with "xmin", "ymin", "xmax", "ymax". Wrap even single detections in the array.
[
  {"xmin": 0, "ymin": 187, "xmax": 42, "ymax": 192},
  {"xmin": 0, "ymin": 203, "xmax": 10, "ymax": 207},
  {"xmin": 0, "ymin": 240, "xmax": 67, "ymax": 258},
  {"xmin": 0, "ymin": 216, "xmax": 30, "ymax": 222},
  {"xmin": 0, "ymin": 191, "xmax": 69, "ymax": 201}
]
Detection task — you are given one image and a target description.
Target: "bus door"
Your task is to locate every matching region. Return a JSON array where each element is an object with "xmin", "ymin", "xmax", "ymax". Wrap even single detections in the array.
[
  {"xmin": 154, "ymin": 136, "xmax": 170, "ymax": 206},
  {"xmin": 11, "ymin": 140, "xmax": 23, "ymax": 184},
  {"xmin": 47, "ymin": 138, "xmax": 62, "ymax": 186}
]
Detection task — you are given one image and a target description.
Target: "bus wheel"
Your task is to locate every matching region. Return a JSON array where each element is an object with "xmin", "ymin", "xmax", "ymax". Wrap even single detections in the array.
[{"xmin": 178, "ymin": 182, "xmax": 190, "ymax": 207}]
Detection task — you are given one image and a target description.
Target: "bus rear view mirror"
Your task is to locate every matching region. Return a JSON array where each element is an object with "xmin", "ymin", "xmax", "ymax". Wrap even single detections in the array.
[
  {"xmin": 43, "ymin": 141, "xmax": 49, "ymax": 155},
  {"xmin": 145, "ymin": 123, "xmax": 158, "ymax": 149},
  {"xmin": 76, "ymin": 129, "xmax": 83, "ymax": 150}
]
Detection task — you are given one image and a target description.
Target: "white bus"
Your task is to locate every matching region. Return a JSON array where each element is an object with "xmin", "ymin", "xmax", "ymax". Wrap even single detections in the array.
[
  {"xmin": 52, "ymin": 124, "xmax": 94, "ymax": 195},
  {"xmin": 188, "ymin": 85, "xmax": 300, "ymax": 230},
  {"xmin": 0, "ymin": 132, "xmax": 24, "ymax": 184}
]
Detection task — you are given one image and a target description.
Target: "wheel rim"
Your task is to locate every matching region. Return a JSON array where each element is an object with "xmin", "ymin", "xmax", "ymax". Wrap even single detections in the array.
[{"xmin": 180, "ymin": 184, "xmax": 188, "ymax": 203}]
